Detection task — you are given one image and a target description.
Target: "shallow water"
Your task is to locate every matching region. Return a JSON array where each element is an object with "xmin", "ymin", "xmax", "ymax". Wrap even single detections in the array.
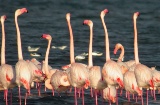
[{"xmin": 0, "ymin": 0, "xmax": 160, "ymax": 105}]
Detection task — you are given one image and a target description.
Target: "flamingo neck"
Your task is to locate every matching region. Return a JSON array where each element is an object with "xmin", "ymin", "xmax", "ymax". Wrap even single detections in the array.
[
  {"xmin": 1, "ymin": 21, "xmax": 5, "ymax": 64},
  {"xmin": 88, "ymin": 24, "xmax": 93, "ymax": 68},
  {"xmin": 118, "ymin": 45, "xmax": 124, "ymax": 62},
  {"xmin": 101, "ymin": 16, "xmax": 110, "ymax": 61},
  {"xmin": 15, "ymin": 15, "xmax": 23, "ymax": 60},
  {"xmin": 67, "ymin": 19, "xmax": 75, "ymax": 64},
  {"xmin": 44, "ymin": 39, "xmax": 51, "ymax": 76},
  {"xmin": 133, "ymin": 18, "xmax": 139, "ymax": 64}
]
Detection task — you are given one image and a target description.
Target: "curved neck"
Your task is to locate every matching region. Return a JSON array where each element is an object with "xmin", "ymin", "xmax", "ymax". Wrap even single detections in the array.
[
  {"xmin": 88, "ymin": 25, "xmax": 93, "ymax": 68},
  {"xmin": 133, "ymin": 18, "xmax": 139, "ymax": 64},
  {"xmin": 15, "ymin": 15, "xmax": 23, "ymax": 60},
  {"xmin": 118, "ymin": 45, "xmax": 124, "ymax": 62},
  {"xmin": 1, "ymin": 21, "xmax": 5, "ymax": 64},
  {"xmin": 101, "ymin": 16, "xmax": 110, "ymax": 61},
  {"xmin": 45, "ymin": 39, "xmax": 51, "ymax": 76},
  {"xmin": 67, "ymin": 19, "xmax": 75, "ymax": 64}
]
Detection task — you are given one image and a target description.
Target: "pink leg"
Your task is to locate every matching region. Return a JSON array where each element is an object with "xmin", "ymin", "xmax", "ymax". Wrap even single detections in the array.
[
  {"xmin": 74, "ymin": 87, "xmax": 77, "ymax": 105},
  {"xmin": 141, "ymin": 95, "xmax": 144, "ymax": 105},
  {"xmin": 136, "ymin": 96, "xmax": 137, "ymax": 103},
  {"xmin": 18, "ymin": 87, "xmax": 21, "ymax": 105},
  {"xmin": 116, "ymin": 88, "xmax": 118, "ymax": 105},
  {"xmin": 153, "ymin": 89, "xmax": 156, "ymax": 101},
  {"xmin": 125, "ymin": 91, "xmax": 127, "ymax": 98},
  {"xmin": 70, "ymin": 87, "xmax": 72, "ymax": 93},
  {"xmin": 4, "ymin": 89, "xmax": 8, "ymax": 105},
  {"xmin": 82, "ymin": 88, "xmax": 84, "ymax": 105},
  {"xmin": 146, "ymin": 89, "xmax": 148, "ymax": 105},
  {"xmin": 38, "ymin": 83, "xmax": 41, "ymax": 96},
  {"xmin": 94, "ymin": 89, "xmax": 98, "ymax": 105},
  {"xmin": 150, "ymin": 89, "xmax": 153, "ymax": 97},
  {"xmin": 52, "ymin": 88, "xmax": 54, "ymax": 96},
  {"xmin": 132, "ymin": 94, "xmax": 134, "ymax": 99},
  {"xmin": 25, "ymin": 92, "xmax": 28, "ymax": 105},
  {"xmin": 90, "ymin": 87, "xmax": 93, "ymax": 97},
  {"xmin": 120, "ymin": 88, "xmax": 123, "ymax": 96},
  {"xmin": 128, "ymin": 92, "xmax": 130, "ymax": 102}
]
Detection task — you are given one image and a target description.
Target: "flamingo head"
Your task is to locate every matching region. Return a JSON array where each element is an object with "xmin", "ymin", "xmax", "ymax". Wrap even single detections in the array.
[
  {"xmin": 0, "ymin": 15, "xmax": 7, "ymax": 22},
  {"xmin": 100, "ymin": 9, "xmax": 109, "ymax": 18},
  {"xmin": 15, "ymin": 8, "xmax": 28, "ymax": 16},
  {"xmin": 41, "ymin": 34, "xmax": 52, "ymax": 40},
  {"xmin": 66, "ymin": 13, "xmax": 70, "ymax": 21},
  {"xmin": 60, "ymin": 75, "xmax": 70, "ymax": 86},
  {"xmin": 61, "ymin": 64, "xmax": 71, "ymax": 70},
  {"xmin": 83, "ymin": 20, "xmax": 93, "ymax": 27},
  {"xmin": 113, "ymin": 43, "xmax": 122, "ymax": 55},
  {"xmin": 133, "ymin": 12, "xmax": 140, "ymax": 20}
]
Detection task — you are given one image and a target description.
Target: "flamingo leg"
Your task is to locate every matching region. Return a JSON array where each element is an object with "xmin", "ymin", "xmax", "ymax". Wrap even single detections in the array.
[
  {"xmin": 116, "ymin": 88, "xmax": 118, "ymax": 105},
  {"xmin": 128, "ymin": 92, "xmax": 130, "ymax": 102},
  {"xmin": 153, "ymin": 89, "xmax": 156, "ymax": 101},
  {"xmin": 52, "ymin": 88, "xmax": 54, "ymax": 96},
  {"xmin": 4, "ymin": 89, "xmax": 8, "ymax": 105},
  {"xmin": 18, "ymin": 87, "xmax": 21, "ymax": 105},
  {"xmin": 146, "ymin": 89, "xmax": 148, "ymax": 105},
  {"xmin": 94, "ymin": 89, "xmax": 98, "ymax": 105},
  {"xmin": 90, "ymin": 87, "xmax": 93, "ymax": 97},
  {"xmin": 74, "ymin": 87, "xmax": 77, "ymax": 105},
  {"xmin": 82, "ymin": 88, "xmax": 84, "ymax": 105},
  {"xmin": 38, "ymin": 83, "xmax": 41, "ymax": 96}
]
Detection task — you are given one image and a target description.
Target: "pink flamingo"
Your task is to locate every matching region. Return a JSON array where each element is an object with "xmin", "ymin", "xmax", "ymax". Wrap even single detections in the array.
[
  {"xmin": 133, "ymin": 12, "xmax": 154, "ymax": 105},
  {"xmin": 103, "ymin": 86, "xmax": 116, "ymax": 104},
  {"xmin": 123, "ymin": 71, "xmax": 142, "ymax": 101},
  {"xmin": 41, "ymin": 34, "xmax": 57, "ymax": 91},
  {"xmin": 50, "ymin": 70, "xmax": 70, "ymax": 94},
  {"xmin": 113, "ymin": 43, "xmax": 129, "ymax": 74},
  {"xmin": 101, "ymin": 9, "xmax": 123, "ymax": 88},
  {"xmin": 66, "ymin": 13, "xmax": 90, "ymax": 105},
  {"xmin": 14, "ymin": 8, "xmax": 33, "ymax": 105},
  {"xmin": 41, "ymin": 34, "xmax": 70, "ymax": 94},
  {"xmin": 0, "ymin": 15, "xmax": 16, "ymax": 105},
  {"xmin": 83, "ymin": 19, "xmax": 107, "ymax": 105},
  {"xmin": 114, "ymin": 43, "xmax": 136, "ymax": 69}
]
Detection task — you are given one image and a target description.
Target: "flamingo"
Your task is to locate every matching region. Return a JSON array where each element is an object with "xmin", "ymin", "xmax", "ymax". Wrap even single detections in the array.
[
  {"xmin": 113, "ymin": 43, "xmax": 129, "ymax": 74},
  {"xmin": 133, "ymin": 12, "xmax": 154, "ymax": 105},
  {"xmin": 66, "ymin": 13, "xmax": 90, "ymax": 105},
  {"xmin": 50, "ymin": 70, "xmax": 70, "ymax": 94},
  {"xmin": 0, "ymin": 15, "xmax": 16, "ymax": 105},
  {"xmin": 123, "ymin": 71, "xmax": 142, "ymax": 101},
  {"xmin": 103, "ymin": 86, "xmax": 116, "ymax": 104},
  {"xmin": 14, "ymin": 8, "xmax": 33, "ymax": 105},
  {"xmin": 83, "ymin": 19, "xmax": 107, "ymax": 105},
  {"xmin": 101, "ymin": 9, "xmax": 123, "ymax": 88},
  {"xmin": 41, "ymin": 34, "xmax": 70, "ymax": 94},
  {"xmin": 114, "ymin": 43, "xmax": 136, "ymax": 68},
  {"xmin": 41, "ymin": 34, "xmax": 57, "ymax": 91}
]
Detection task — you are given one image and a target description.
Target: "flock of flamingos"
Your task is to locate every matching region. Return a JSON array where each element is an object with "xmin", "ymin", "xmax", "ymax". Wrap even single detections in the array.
[{"xmin": 0, "ymin": 7, "xmax": 159, "ymax": 105}]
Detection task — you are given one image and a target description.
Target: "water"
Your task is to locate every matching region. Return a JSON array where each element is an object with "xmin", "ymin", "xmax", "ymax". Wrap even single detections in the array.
[{"xmin": 0, "ymin": 0, "xmax": 160, "ymax": 104}]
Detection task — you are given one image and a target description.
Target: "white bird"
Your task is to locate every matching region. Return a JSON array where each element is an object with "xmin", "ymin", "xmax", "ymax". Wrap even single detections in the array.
[
  {"xmin": 92, "ymin": 51, "xmax": 103, "ymax": 56},
  {"xmin": 28, "ymin": 46, "xmax": 40, "ymax": 52},
  {"xmin": 30, "ymin": 53, "xmax": 41, "ymax": 57},
  {"xmin": 51, "ymin": 45, "xmax": 67, "ymax": 50},
  {"xmin": 75, "ymin": 54, "xmax": 86, "ymax": 60}
]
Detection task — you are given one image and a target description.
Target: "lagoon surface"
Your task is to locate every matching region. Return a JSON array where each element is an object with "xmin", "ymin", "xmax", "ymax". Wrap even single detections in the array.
[{"xmin": 0, "ymin": 0, "xmax": 160, "ymax": 105}]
